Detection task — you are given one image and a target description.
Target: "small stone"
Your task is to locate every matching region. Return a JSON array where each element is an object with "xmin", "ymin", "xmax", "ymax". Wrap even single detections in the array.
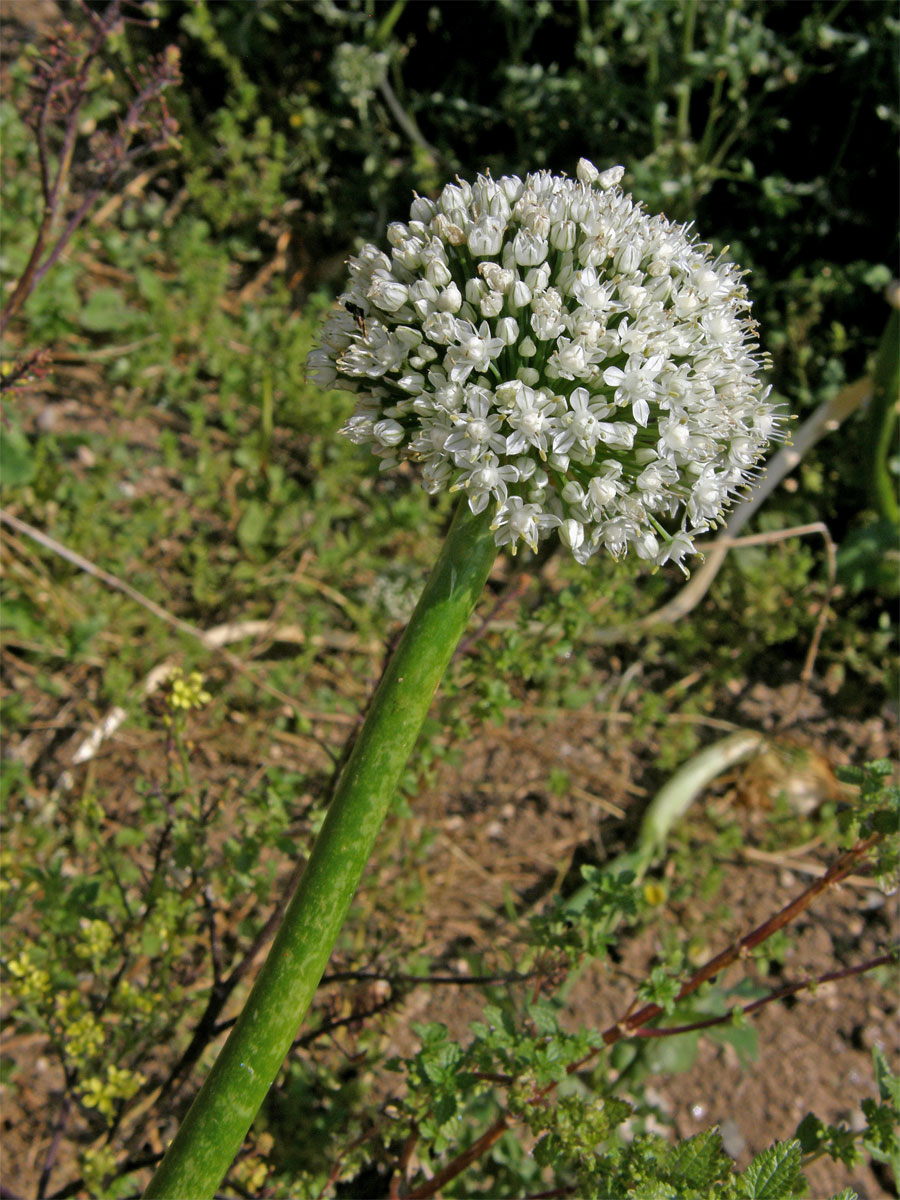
[{"xmin": 720, "ymin": 1118, "xmax": 746, "ymax": 1159}]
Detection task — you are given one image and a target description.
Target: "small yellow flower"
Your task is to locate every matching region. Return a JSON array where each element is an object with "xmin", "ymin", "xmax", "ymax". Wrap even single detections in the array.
[
  {"xmin": 115, "ymin": 978, "xmax": 159, "ymax": 1016},
  {"xmin": 231, "ymin": 1135, "xmax": 274, "ymax": 1194},
  {"xmin": 65, "ymin": 1011, "xmax": 106, "ymax": 1065},
  {"xmin": 166, "ymin": 668, "xmax": 212, "ymax": 712},
  {"xmin": 81, "ymin": 1144, "xmax": 118, "ymax": 1193},
  {"xmin": 233, "ymin": 1155, "xmax": 270, "ymax": 1193},
  {"xmin": 79, "ymin": 1076, "xmax": 110, "ymax": 1114},
  {"xmin": 75, "ymin": 918, "xmax": 115, "ymax": 961},
  {"xmin": 80, "ymin": 1064, "xmax": 146, "ymax": 1118},
  {"xmin": 77, "ymin": 793, "xmax": 105, "ymax": 824},
  {"xmin": 106, "ymin": 1064, "xmax": 145, "ymax": 1096},
  {"xmin": 643, "ymin": 880, "xmax": 667, "ymax": 907},
  {"xmin": 6, "ymin": 948, "xmax": 51, "ymax": 1000},
  {"xmin": 0, "ymin": 850, "xmax": 15, "ymax": 896},
  {"xmin": 56, "ymin": 991, "xmax": 79, "ymax": 1021}
]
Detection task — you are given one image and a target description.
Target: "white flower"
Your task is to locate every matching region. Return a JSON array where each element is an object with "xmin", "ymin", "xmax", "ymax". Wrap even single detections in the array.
[
  {"xmin": 530, "ymin": 289, "xmax": 565, "ymax": 341},
  {"xmin": 550, "ymin": 220, "xmax": 577, "ymax": 252},
  {"xmin": 550, "ymin": 337, "xmax": 590, "ymax": 380},
  {"xmin": 437, "ymin": 283, "xmax": 462, "ymax": 313},
  {"xmin": 512, "ymin": 229, "xmax": 549, "ymax": 267},
  {"xmin": 560, "ymin": 517, "xmax": 585, "ymax": 551},
  {"xmin": 597, "ymin": 165, "xmax": 626, "ymax": 189},
  {"xmin": 373, "ymin": 419, "xmax": 405, "ymax": 447},
  {"xmin": 468, "ymin": 217, "xmax": 506, "ymax": 257},
  {"xmin": 444, "ymin": 389, "xmax": 507, "ymax": 464},
  {"xmin": 452, "ymin": 454, "xmax": 520, "ymax": 513},
  {"xmin": 576, "ymin": 158, "xmax": 600, "ymax": 185},
  {"xmin": 368, "ymin": 272, "xmax": 409, "ymax": 314},
  {"xmin": 496, "ymin": 317, "xmax": 520, "ymax": 345},
  {"xmin": 480, "ymin": 290, "xmax": 505, "ymax": 319},
  {"xmin": 491, "ymin": 496, "xmax": 557, "ymax": 554},
  {"xmin": 503, "ymin": 384, "xmax": 558, "ymax": 458},
  {"xmin": 309, "ymin": 160, "xmax": 782, "ymax": 565},
  {"xmin": 551, "ymin": 387, "xmax": 610, "ymax": 458},
  {"xmin": 602, "ymin": 355, "xmax": 665, "ymax": 428},
  {"xmin": 444, "ymin": 321, "xmax": 506, "ymax": 383},
  {"xmin": 479, "ymin": 262, "xmax": 515, "ymax": 293}
]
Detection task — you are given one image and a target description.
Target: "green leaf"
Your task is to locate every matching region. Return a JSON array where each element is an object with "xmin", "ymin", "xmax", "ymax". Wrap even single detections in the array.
[
  {"xmin": 861, "ymin": 1097, "xmax": 900, "ymax": 1187},
  {"xmin": 481, "ymin": 1003, "xmax": 516, "ymax": 1042},
  {"xmin": 794, "ymin": 1113, "xmax": 826, "ymax": 1154},
  {"xmin": 792, "ymin": 1113, "xmax": 859, "ymax": 1170},
  {"xmin": 532, "ymin": 1132, "xmax": 557, "ymax": 1168},
  {"xmin": 836, "ymin": 519, "xmax": 900, "ymax": 596},
  {"xmin": 738, "ymin": 1140, "xmax": 802, "ymax": 1199},
  {"xmin": 237, "ymin": 498, "xmax": 268, "ymax": 550},
  {"xmin": 665, "ymin": 1128, "xmax": 732, "ymax": 1188},
  {"xmin": 432, "ymin": 1090, "xmax": 457, "ymax": 1127},
  {"xmin": 79, "ymin": 286, "xmax": 139, "ymax": 332},
  {"xmin": 68, "ymin": 614, "xmax": 106, "ymax": 656},
  {"xmin": 0, "ymin": 597, "xmax": 43, "ymax": 638},
  {"xmin": 529, "ymin": 998, "xmax": 559, "ymax": 1036},
  {"xmin": 0, "ymin": 423, "xmax": 35, "ymax": 486},
  {"xmin": 872, "ymin": 1044, "xmax": 900, "ymax": 1108},
  {"xmin": 136, "ymin": 265, "xmax": 166, "ymax": 304},
  {"xmin": 639, "ymin": 965, "xmax": 681, "ymax": 1014},
  {"xmin": 642, "ymin": 1030, "xmax": 699, "ymax": 1075},
  {"xmin": 708, "ymin": 1020, "xmax": 759, "ymax": 1067},
  {"xmin": 422, "ymin": 1042, "xmax": 462, "ymax": 1083}
]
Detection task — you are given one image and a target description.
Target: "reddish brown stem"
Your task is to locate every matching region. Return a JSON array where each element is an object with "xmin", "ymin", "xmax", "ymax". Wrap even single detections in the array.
[
  {"xmin": 30, "ymin": 64, "xmax": 179, "ymax": 294},
  {"xmin": 388, "ymin": 1129, "xmax": 421, "ymax": 1200},
  {"xmin": 36, "ymin": 1094, "xmax": 71, "ymax": 1200},
  {"xmin": 1, "ymin": 3, "xmax": 118, "ymax": 331},
  {"xmin": 0, "ymin": 1, "xmax": 178, "ymax": 334},
  {"xmin": 402, "ymin": 834, "xmax": 880, "ymax": 1200},
  {"xmin": 405, "ymin": 1114, "xmax": 512, "ymax": 1200},
  {"xmin": 323, "ymin": 967, "xmax": 540, "ymax": 987},
  {"xmin": 632, "ymin": 952, "xmax": 895, "ymax": 1039},
  {"xmin": 602, "ymin": 834, "xmax": 879, "ymax": 1044}
]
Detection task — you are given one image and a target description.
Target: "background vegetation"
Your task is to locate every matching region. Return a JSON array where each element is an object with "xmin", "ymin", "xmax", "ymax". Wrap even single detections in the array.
[{"xmin": 1, "ymin": 2, "xmax": 897, "ymax": 1198}]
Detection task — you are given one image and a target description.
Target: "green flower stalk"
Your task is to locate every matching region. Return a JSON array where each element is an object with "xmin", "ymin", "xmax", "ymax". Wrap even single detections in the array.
[
  {"xmin": 144, "ymin": 500, "xmax": 496, "ymax": 1199},
  {"xmin": 146, "ymin": 160, "xmax": 780, "ymax": 1198}
]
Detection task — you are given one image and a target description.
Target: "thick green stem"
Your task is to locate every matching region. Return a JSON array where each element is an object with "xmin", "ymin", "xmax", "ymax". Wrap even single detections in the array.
[
  {"xmin": 144, "ymin": 499, "xmax": 498, "ymax": 1200},
  {"xmin": 867, "ymin": 305, "xmax": 900, "ymax": 525}
]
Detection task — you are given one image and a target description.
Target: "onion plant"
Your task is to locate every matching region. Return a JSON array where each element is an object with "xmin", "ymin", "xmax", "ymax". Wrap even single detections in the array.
[{"xmin": 145, "ymin": 159, "xmax": 780, "ymax": 1199}]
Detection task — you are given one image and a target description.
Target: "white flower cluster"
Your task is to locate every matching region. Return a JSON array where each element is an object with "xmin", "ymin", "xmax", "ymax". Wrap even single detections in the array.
[{"xmin": 307, "ymin": 159, "xmax": 781, "ymax": 571}]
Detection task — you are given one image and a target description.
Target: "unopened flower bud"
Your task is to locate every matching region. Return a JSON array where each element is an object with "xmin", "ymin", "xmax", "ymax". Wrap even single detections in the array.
[
  {"xmin": 496, "ymin": 317, "xmax": 519, "ymax": 344},
  {"xmin": 597, "ymin": 165, "xmax": 625, "ymax": 189}
]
